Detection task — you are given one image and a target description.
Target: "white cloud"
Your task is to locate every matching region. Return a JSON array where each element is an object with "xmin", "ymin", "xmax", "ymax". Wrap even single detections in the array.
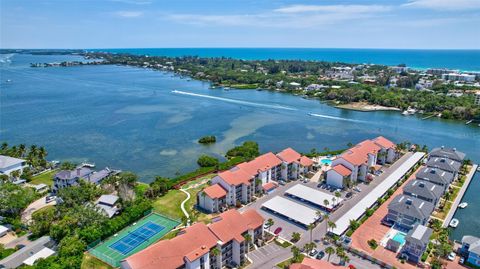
[
  {"xmin": 114, "ymin": 11, "xmax": 143, "ymax": 18},
  {"xmin": 403, "ymin": 0, "xmax": 480, "ymax": 10},
  {"xmin": 166, "ymin": 4, "xmax": 391, "ymax": 28},
  {"xmin": 274, "ymin": 4, "xmax": 391, "ymax": 14}
]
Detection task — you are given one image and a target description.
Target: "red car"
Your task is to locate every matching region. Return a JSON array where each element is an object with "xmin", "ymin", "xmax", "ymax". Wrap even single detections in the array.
[
  {"xmin": 274, "ymin": 227, "xmax": 282, "ymax": 235},
  {"xmin": 348, "ymin": 265, "xmax": 356, "ymax": 269}
]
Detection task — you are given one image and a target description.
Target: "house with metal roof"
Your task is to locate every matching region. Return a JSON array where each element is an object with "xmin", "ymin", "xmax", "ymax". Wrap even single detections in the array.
[
  {"xmin": 461, "ymin": 235, "xmax": 480, "ymax": 267},
  {"xmin": 426, "ymin": 157, "xmax": 461, "ymax": 175},
  {"xmin": 0, "ymin": 155, "xmax": 27, "ymax": 177},
  {"xmin": 402, "ymin": 224, "xmax": 433, "ymax": 263},
  {"xmin": 403, "ymin": 180, "xmax": 443, "ymax": 205},
  {"xmin": 429, "ymin": 147, "xmax": 465, "ymax": 162},
  {"xmin": 385, "ymin": 195, "xmax": 434, "ymax": 230},
  {"xmin": 95, "ymin": 194, "xmax": 120, "ymax": 218},
  {"xmin": 415, "ymin": 167, "xmax": 454, "ymax": 190},
  {"xmin": 0, "ymin": 236, "xmax": 55, "ymax": 269}
]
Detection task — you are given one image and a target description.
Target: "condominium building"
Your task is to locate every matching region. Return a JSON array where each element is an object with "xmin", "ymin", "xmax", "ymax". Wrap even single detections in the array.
[
  {"xmin": 403, "ymin": 180, "xmax": 443, "ymax": 206},
  {"xmin": 198, "ymin": 148, "xmax": 313, "ymax": 213},
  {"xmin": 326, "ymin": 136, "xmax": 397, "ymax": 188},
  {"xmin": 415, "ymin": 167, "xmax": 454, "ymax": 191},
  {"xmin": 120, "ymin": 209, "xmax": 264, "ymax": 269}
]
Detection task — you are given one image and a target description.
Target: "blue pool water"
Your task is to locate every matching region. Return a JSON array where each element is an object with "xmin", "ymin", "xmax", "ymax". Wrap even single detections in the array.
[
  {"xmin": 320, "ymin": 159, "xmax": 332, "ymax": 166},
  {"xmin": 392, "ymin": 232, "xmax": 407, "ymax": 245}
]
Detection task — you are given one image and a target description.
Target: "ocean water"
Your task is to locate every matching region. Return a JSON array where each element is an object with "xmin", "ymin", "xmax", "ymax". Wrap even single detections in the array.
[
  {"xmin": 92, "ymin": 48, "xmax": 480, "ymax": 71},
  {"xmin": 0, "ymin": 53, "xmax": 479, "ymax": 239}
]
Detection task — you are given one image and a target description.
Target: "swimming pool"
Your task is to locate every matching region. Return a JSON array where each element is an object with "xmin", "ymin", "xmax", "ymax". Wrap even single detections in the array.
[
  {"xmin": 320, "ymin": 159, "xmax": 332, "ymax": 165},
  {"xmin": 392, "ymin": 232, "xmax": 406, "ymax": 245}
]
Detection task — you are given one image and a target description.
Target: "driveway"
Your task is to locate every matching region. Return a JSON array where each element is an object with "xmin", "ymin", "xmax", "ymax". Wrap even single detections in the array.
[{"xmin": 21, "ymin": 196, "xmax": 56, "ymax": 223}]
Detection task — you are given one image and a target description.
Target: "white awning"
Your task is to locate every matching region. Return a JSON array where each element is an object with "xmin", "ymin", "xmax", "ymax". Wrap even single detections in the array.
[
  {"xmin": 285, "ymin": 184, "xmax": 343, "ymax": 210},
  {"xmin": 262, "ymin": 196, "xmax": 320, "ymax": 227},
  {"xmin": 23, "ymin": 247, "xmax": 55, "ymax": 266},
  {"xmin": 332, "ymin": 152, "xmax": 425, "ymax": 236}
]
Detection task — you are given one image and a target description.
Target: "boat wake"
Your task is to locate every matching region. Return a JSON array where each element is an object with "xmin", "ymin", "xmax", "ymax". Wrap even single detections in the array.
[
  {"xmin": 171, "ymin": 90, "xmax": 297, "ymax": 111},
  {"xmin": 308, "ymin": 113, "xmax": 367, "ymax": 123}
]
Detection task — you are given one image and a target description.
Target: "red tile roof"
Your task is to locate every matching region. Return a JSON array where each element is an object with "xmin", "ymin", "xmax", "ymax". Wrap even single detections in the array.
[
  {"xmin": 123, "ymin": 223, "xmax": 218, "ymax": 269},
  {"xmin": 277, "ymin": 147, "xmax": 302, "ymax": 163},
  {"xmin": 299, "ymin": 156, "xmax": 314, "ymax": 167},
  {"xmin": 202, "ymin": 184, "xmax": 227, "ymax": 199},
  {"xmin": 217, "ymin": 168, "xmax": 252, "ymax": 186},
  {"xmin": 209, "ymin": 209, "xmax": 263, "ymax": 243},
  {"xmin": 290, "ymin": 258, "xmax": 347, "ymax": 269},
  {"xmin": 340, "ymin": 139, "xmax": 380, "ymax": 166},
  {"xmin": 123, "ymin": 209, "xmax": 264, "ymax": 269},
  {"xmin": 332, "ymin": 164, "xmax": 352, "ymax": 176},
  {"xmin": 373, "ymin": 136, "xmax": 396, "ymax": 149},
  {"xmin": 237, "ymin": 152, "xmax": 282, "ymax": 176},
  {"xmin": 262, "ymin": 181, "xmax": 278, "ymax": 192}
]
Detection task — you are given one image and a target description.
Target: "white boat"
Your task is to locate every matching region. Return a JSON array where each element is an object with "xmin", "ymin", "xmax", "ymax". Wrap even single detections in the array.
[
  {"xmin": 82, "ymin": 162, "xmax": 96, "ymax": 168},
  {"xmin": 458, "ymin": 202, "xmax": 468, "ymax": 209},
  {"xmin": 449, "ymin": 218, "xmax": 459, "ymax": 228}
]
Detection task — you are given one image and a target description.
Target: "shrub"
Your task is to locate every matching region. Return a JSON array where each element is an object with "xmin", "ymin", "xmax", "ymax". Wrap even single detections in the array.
[
  {"xmin": 198, "ymin": 136, "xmax": 216, "ymax": 144},
  {"xmin": 368, "ymin": 239, "xmax": 378, "ymax": 250},
  {"xmin": 197, "ymin": 155, "xmax": 219, "ymax": 167}
]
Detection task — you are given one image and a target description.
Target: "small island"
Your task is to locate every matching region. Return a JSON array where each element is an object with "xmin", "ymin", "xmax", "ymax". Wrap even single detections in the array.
[{"xmin": 198, "ymin": 135, "xmax": 216, "ymax": 144}]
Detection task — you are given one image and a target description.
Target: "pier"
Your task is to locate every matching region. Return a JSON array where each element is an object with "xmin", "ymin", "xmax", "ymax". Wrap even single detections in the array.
[{"xmin": 443, "ymin": 164, "xmax": 478, "ymax": 228}]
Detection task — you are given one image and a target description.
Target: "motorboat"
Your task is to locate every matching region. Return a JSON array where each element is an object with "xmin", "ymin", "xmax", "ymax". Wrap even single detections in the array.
[
  {"xmin": 458, "ymin": 202, "xmax": 468, "ymax": 209},
  {"xmin": 449, "ymin": 218, "xmax": 459, "ymax": 228}
]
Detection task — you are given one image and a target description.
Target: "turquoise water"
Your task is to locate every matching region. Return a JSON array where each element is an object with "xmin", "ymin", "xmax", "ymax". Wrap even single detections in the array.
[
  {"xmin": 392, "ymin": 232, "xmax": 406, "ymax": 245},
  {"xmin": 320, "ymin": 159, "xmax": 332, "ymax": 165},
  {"xmin": 1, "ymin": 53, "xmax": 479, "ymax": 240},
  {"xmin": 93, "ymin": 48, "xmax": 480, "ymax": 71}
]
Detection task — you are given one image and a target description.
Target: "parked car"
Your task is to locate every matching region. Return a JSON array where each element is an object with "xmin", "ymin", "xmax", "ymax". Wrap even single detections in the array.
[
  {"xmin": 447, "ymin": 252, "xmax": 456, "ymax": 261},
  {"xmin": 348, "ymin": 265, "xmax": 356, "ymax": 269},
  {"xmin": 274, "ymin": 227, "xmax": 282, "ymax": 235},
  {"xmin": 278, "ymin": 180, "xmax": 286, "ymax": 186},
  {"xmin": 263, "ymin": 223, "xmax": 272, "ymax": 229},
  {"xmin": 316, "ymin": 251, "xmax": 325, "ymax": 260},
  {"xmin": 45, "ymin": 195, "xmax": 56, "ymax": 203},
  {"xmin": 345, "ymin": 192, "xmax": 353, "ymax": 199},
  {"xmin": 353, "ymin": 186, "xmax": 361, "ymax": 192},
  {"xmin": 459, "ymin": 257, "xmax": 465, "ymax": 264},
  {"xmin": 308, "ymin": 249, "xmax": 318, "ymax": 257}
]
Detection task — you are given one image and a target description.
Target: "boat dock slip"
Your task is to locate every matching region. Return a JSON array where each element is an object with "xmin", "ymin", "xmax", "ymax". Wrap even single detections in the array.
[{"xmin": 443, "ymin": 164, "xmax": 478, "ymax": 228}]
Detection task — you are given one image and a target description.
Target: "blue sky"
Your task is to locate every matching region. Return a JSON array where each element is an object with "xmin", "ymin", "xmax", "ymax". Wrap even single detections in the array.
[{"xmin": 1, "ymin": 0, "xmax": 480, "ymax": 49}]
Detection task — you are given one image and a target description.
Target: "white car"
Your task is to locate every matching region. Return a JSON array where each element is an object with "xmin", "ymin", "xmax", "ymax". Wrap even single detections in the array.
[
  {"xmin": 447, "ymin": 252, "xmax": 456, "ymax": 261},
  {"xmin": 353, "ymin": 186, "xmax": 362, "ymax": 192}
]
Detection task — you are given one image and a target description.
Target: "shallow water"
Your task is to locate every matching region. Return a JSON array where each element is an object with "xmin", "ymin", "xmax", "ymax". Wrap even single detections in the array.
[{"xmin": 1, "ymin": 53, "xmax": 479, "ymax": 239}]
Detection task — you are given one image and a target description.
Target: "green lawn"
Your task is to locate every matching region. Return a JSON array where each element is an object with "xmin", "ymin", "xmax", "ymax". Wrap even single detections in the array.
[
  {"xmin": 152, "ymin": 180, "xmax": 212, "ymax": 224},
  {"xmin": 81, "ymin": 253, "xmax": 113, "ymax": 269},
  {"xmin": 30, "ymin": 170, "xmax": 57, "ymax": 186},
  {"xmin": 152, "ymin": 189, "xmax": 187, "ymax": 220},
  {"xmin": 276, "ymin": 254, "xmax": 304, "ymax": 269}
]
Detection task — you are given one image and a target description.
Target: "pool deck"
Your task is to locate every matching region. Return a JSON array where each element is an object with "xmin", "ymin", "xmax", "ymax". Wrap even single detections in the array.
[{"xmin": 442, "ymin": 164, "xmax": 478, "ymax": 228}]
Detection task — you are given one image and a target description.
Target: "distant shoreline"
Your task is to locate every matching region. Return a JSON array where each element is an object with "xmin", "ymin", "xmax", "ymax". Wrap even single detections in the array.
[{"xmin": 335, "ymin": 102, "xmax": 402, "ymax": 112}]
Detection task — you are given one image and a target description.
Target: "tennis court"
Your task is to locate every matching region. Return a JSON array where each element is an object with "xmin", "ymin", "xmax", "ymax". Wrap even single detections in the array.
[{"xmin": 89, "ymin": 212, "xmax": 180, "ymax": 267}]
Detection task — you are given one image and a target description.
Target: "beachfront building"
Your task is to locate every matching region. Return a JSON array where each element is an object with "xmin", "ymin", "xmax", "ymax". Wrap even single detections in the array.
[
  {"xmin": 53, "ymin": 166, "xmax": 116, "ymax": 193},
  {"xmin": 120, "ymin": 209, "xmax": 264, "ymax": 269},
  {"xmin": 198, "ymin": 149, "xmax": 312, "ymax": 213},
  {"xmin": 415, "ymin": 167, "xmax": 454, "ymax": 191},
  {"xmin": 0, "ymin": 155, "xmax": 28, "ymax": 177},
  {"xmin": 429, "ymin": 147, "xmax": 466, "ymax": 163},
  {"xmin": 276, "ymin": 148, "xmax": 314, "ymax": 180},
  {"xmin": 402, "ymin": 224, "xmax": 433, "ymax": 263},
  {"xmin": 403, "ymin": 180, "xmax": 443, "ymax": 206},
  {"xmin": 385, "ymin": 195, "xmax": 434, "ymax": 230},
  {"xmin": 326, "ymin": 136, "xmax": 397, "ymax": 188},
  {"xmin": 426, "ymin": 157, "xmax": 461, "ymax": 177},
  {"xmin": 461, "ymin": 235, "xmax": 480, "ymax": 266}
]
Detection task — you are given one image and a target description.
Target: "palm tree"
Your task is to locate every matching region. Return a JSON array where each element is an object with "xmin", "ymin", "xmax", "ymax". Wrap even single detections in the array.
[
  {"xmin": 291, "ymin": 232, "xmax": 301, "ymax": 242},
  {"xmin": 325, "ymin": 246, "xmax": 335, "ymax": 261},
  {"xmin": 308, "ymin": 223, "xmax": 315, "ymax": 243},
  {"xmin": 267, "ymin": 218, "xmax": 274, "ymax": 232},
  {"xmin": 1, "ymin": 142, "xmax": 8, "ymax": 154},
  {"xmin": 331, "ymin": 197, "xmax": 336, "ymax": 207},
  {"xmin": 243, "ymin": 234, "xmax": 252, "ymax": 253},
  {"xmin": 323, "ymin": 199, "xmax": 329, "ymax": 208},
  {"xmin": 323, "ymin": 214, "xmax": 330, "ymax": 237},
  {"xmin": 341, "ymin": 253, "xmax": 350, "ymax": 264},
  {"xmin": 291, "ymin": 246, "xmax": 302, "ymax": 263},
  {"xmin": 336, "ymin": 246, "xmax": 345, "ymax": 258},
  {"xmin": 304, "ymin": 242, "xmax": 316, "ymax": 253},
  {"xmin": 327, "ymin": 221, "xmax": 336, "ymax": 234},
  {"xmin": 315, "ymin": 210, "xmax": 323, "ymax": 221},
  {"xmin": 18, "ymin": 144, "xmax": 26, "ymax": 157}
]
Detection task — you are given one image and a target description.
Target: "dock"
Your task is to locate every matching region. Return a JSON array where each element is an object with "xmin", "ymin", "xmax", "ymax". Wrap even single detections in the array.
[{"xmin": 443, "ymin": 164, "xmax": 478, "ymax": 228}]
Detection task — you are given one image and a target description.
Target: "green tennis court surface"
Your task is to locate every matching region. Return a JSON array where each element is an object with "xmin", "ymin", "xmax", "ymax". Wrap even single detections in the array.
[{"xmin": 89, "ymin": 213, "xmax": 180, "ymax": 267}]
